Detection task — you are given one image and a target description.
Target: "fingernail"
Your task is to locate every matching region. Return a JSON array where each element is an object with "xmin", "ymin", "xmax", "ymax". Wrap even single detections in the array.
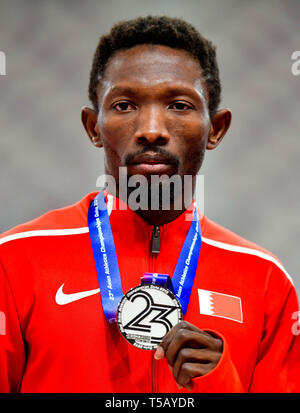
[
  {"xmin": 154, "ymin": 346, "xmax": 164, "ymax": 360},
  {"xmin": 176, "ymin": 383, "xmax": 183, "ymax": 390}
]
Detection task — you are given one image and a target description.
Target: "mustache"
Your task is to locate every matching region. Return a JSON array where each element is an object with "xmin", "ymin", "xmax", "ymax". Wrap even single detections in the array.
[{"xmin": 124, "ymin": 147, "xmax": 180, "ymax": 168}]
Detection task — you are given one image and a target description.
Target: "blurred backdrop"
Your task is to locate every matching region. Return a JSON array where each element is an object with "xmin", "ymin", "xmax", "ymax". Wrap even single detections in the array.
[{"xmin": 0, "ymin": 0, "xmax": 299, "ymax": 295}]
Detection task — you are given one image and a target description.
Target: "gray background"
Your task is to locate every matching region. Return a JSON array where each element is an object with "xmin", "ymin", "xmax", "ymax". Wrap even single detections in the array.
[{"xmin": 0, "ymin": 0, "xmax": 299, "ymax": 295}]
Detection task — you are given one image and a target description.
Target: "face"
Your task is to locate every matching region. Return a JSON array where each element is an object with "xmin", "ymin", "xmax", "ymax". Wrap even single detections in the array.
[{"xmin": 82, "ymin": 44, "xmax": 231, "ymax": 195}]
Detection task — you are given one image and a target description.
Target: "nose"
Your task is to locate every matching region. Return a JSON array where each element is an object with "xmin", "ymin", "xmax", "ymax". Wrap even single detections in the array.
[{"xmin": 134, "ymin": 105, "xmax": 170, "ymax": 145}]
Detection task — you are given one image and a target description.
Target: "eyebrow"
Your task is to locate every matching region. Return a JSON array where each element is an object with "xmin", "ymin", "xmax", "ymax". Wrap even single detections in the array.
[{"xmin": 107, "ymin": 83, "xmax": 206, "ymax": 102}]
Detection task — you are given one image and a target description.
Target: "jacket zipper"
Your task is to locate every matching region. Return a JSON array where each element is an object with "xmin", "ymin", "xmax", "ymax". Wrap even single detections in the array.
[
  {"xmin": 151, "ymin": 226, "xmax": 160, "ymax": 254},
  {"xmin": 150, "ymin": 225, "xmax": 160, "ymax": 392}
]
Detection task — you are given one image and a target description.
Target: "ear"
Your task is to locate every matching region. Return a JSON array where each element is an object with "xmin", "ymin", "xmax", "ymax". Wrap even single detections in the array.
[
  {"xmin": 81, "ymin": 106, "xmax": 103, "ymax": 148},
  {"xmin": 206, "ymin": 109, "xmax": 232, "ymax": 150}
]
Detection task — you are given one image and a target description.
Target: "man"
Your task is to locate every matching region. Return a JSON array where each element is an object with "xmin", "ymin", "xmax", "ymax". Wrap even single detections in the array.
[{"xmin": 0, "ymin": 16, "xmax": 299, "ymax": 393}]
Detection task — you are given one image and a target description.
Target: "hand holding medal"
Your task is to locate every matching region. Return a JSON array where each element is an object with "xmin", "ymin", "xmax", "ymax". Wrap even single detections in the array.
[{"xmin": 154, "ymin": 321, "xmax": 223, "ymax": 391}]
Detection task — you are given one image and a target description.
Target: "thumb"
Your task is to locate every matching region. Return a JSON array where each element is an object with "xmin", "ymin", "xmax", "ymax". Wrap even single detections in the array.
[{"xmin": 154, "ymin": 345, "xmax": 165, "ymax": 360}]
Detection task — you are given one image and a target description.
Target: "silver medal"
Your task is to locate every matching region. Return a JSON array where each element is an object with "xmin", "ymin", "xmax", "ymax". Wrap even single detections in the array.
[{"xmin": 117, "ymin": 284, "xmax": 182, "ymax": 350}]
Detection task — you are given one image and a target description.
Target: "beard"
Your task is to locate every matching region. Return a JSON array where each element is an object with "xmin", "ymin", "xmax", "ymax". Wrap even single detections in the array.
[
  {"xmin": 126, "ymin": 177, "xmax": 180, "ymax": 210},
  {"xmin": 104, "ymin": 143, "xmax": 206, "ymax": 212},
  {"xmin": 124, "ymin": 146, "xmax": 181, "ymax": 211}
]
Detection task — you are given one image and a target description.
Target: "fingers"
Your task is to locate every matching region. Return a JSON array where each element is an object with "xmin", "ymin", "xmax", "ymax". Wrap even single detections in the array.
[
  {"xmin": 173, "ymin": 361, "xmax": 212, "ymax": 390},
  {"xmin": 154, "ymin": 345, "xmax": 165, "ymax": 360},
  {"xmin": 156, "ymin": 321, "xmax": 222, "ymax": 364},
  {"xmin": 172, "ymin": 348, "xmax": 220, "ymax": 379},
  {"xmin": 154, "ymin": 321, "xmax": 223, "ymax": 390},
  {"xmin": 165, "ymin": 330, "xmax": 213, "ymax": 366},
  {"xmin": 171, "ymin": 348, "xmax": 220, "ymax": 389},
  {"xmin": 154, "ymin": 321, "xmax": 194, "ymax": 360}
]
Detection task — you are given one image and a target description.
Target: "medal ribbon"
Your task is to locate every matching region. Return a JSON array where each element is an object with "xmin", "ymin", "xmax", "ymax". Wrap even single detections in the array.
[
  {"xmin": 141, "ymin": 272, "xmax": 174, "ymax": 292},
  {"xmin": 88, "ymin": 191, "xmax": 123, "ymax": 323},
  {"xmin": 88, "ymin": 190, "xmax": 201, "ymax": 322}
]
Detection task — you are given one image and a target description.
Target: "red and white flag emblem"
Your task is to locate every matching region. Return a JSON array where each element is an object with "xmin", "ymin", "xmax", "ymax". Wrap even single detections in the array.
[{"xmin": 198, "ymin": 289, "xmax": 243, "ymax": 323}]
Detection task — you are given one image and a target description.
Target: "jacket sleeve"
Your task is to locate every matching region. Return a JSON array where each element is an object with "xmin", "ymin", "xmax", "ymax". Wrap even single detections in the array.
[
  {"xmin": 248, "ymin": 267, "xmax": 299, "ymax": 392},
  {"xmin": 192, "ymin": 330, "xmax": 245, "ymax": 393},
  {"xmin": 0, "ymin": 259, "xmax": 25, "ymax": 392},
  {"xmin": 192, "ymin": 265, "xmax": 299, "ymax": 393},
  {"xmin": 193, "ymin": 268, "xmax": 300, "ymax": 393}
]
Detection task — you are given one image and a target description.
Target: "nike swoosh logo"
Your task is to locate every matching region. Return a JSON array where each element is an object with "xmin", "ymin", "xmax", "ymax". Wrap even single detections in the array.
[{"xmin": 55, "ymin": 283, "xmax": 100, "ymax": 305}]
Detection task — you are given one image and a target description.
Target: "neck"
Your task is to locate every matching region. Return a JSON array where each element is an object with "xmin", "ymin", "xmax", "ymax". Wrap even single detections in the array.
[{"xmin": 111, "ymin": 185, "xmax": 194, "ymax": 226}]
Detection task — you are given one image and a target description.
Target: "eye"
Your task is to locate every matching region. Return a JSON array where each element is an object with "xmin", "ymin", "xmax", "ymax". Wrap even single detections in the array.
[
  {"xmin": 112, "ymin": 101, "xmax": 136, "ymax": 112},
  {"xmin": 168, "ymin": 101, "xmax": 193, "ymax": 111}
]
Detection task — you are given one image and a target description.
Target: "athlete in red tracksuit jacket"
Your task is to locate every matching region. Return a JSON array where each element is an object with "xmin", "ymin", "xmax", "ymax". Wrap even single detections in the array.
[
  {"xmin": 0, "ymin": 191, "xmax": 298, "ymax": 392},
  {"xmin": 1, "ymin": 16, "xmax": 299, "ymax": 393}
]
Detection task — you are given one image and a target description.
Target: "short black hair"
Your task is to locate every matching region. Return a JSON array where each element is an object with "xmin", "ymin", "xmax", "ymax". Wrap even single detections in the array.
[{"xmin": 88, "ymin": 15, "xmax": 221, "ymax": 118}]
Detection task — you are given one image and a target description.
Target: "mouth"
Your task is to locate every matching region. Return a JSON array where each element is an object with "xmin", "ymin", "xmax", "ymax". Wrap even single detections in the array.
[{"xmin": 127, "ymin": 152, "xmax": 176, "ymax": 175}]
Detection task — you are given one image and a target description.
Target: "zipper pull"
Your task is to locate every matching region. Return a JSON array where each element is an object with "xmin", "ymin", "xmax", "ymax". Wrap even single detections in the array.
[{"xmin": 151, "ymin": 226, "xmax": 160, "ymax": 254}]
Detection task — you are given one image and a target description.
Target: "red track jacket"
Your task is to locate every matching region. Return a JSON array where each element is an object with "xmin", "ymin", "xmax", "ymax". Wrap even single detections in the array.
[{"xmin": 0, "ymin": 192, "xmax": 299, "ymax": 392}]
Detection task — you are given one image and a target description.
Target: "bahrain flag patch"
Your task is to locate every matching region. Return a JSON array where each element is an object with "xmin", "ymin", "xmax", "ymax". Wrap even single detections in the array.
[{"xmin": 198, "ymin": 289, "xmax": 243, "ymax": 323}]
